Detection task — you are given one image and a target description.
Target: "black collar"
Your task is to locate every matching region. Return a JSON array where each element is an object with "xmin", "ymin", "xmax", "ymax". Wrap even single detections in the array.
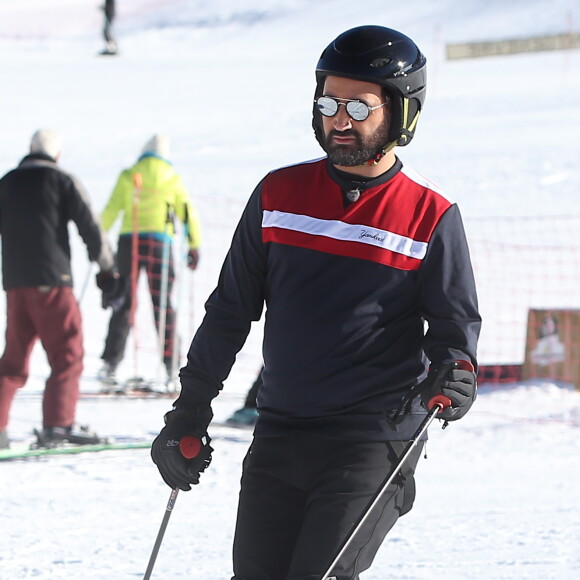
[{"xmin": 326, "ymin": 157, "xmax": 403, "ymax": 206}]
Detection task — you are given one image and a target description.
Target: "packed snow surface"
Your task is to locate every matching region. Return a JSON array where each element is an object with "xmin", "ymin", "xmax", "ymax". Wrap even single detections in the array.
[{"xmin": 0, "ymin": 1, "xmax": 579, "ymax": 579}]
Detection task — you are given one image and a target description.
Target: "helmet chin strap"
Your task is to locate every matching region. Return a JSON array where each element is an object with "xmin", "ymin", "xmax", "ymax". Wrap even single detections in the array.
[
  {"xmin": 364, "ymin": 99, "xmax": 421, "ymax": 166},
  {"xmin": 365, "ymin": 141, "xmax": 397, "ymax": 166},
  {"xmin": 396, "ymin": 101, "xmax": 421, "ymax": 147}
]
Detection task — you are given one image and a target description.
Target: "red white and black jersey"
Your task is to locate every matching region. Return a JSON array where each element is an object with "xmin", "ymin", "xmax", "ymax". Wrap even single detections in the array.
[{"xmin": 180, "ymin": 157, "xmax": 480, "ymax": 440}]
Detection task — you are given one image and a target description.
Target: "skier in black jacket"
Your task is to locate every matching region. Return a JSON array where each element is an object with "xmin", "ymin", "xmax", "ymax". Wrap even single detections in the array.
[
  {"xmin": 0, "ymin": 129, "xmax": 121, "ymax": 449},
  {"xmin": 152, "ymin": 26, "xmax": 481, "ymax": 579}
]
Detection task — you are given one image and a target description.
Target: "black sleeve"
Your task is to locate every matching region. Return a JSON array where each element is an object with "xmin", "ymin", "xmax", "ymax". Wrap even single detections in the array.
[
  {"xmin": 177, "ymin": 182, "xmax": 267, "ymax": 407},
  {"xmin": 65, "ymin": 173, "xmax": 114, "ymax": 271},
  {"xmin": 418, "ymin": 204, "xmax": 481, "ymax": 368}
]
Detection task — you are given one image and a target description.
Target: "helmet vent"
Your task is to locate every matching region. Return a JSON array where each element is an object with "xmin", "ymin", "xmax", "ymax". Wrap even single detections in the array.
[{"xmin": 370, "ymin": 57, "xmax": 392, "ymax": 68}]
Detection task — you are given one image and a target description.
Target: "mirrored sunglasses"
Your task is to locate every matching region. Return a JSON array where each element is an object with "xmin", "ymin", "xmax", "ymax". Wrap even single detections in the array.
[{"xmin": 315, "ymin": 96, "xmax": 387, "ymax": 122}]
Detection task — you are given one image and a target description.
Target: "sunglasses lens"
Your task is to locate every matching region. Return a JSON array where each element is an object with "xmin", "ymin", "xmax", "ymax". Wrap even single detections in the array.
[
  {"xmin": 346, "ymin": 101, "xmax": 370, "ymax": 121},
  {"xmin": 316, "ymin": 97, "xmax": 372, "ymax": 121},
  {"xmin": 317, "ymin": 97, "xmax": 338, "ymax": 117}
]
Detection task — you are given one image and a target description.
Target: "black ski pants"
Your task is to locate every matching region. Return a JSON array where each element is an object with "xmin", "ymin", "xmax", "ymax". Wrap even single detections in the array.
[
  {"xmin": 103, "ymin": 0, "xmax": 116, "ymax": 43},
  {"xmin": 231, "ymin": 432, "xmax": 423, "ymax": 580},
  {"xmin": 101, "ymin": 234, "xmax": 176, "ymax": 370}
]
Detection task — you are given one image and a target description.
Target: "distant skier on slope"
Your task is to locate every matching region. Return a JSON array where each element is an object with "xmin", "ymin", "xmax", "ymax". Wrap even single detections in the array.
[
  {"xmin": 99, "ymin": 0, "xmax": 118, "ymax": 56},
  {"xmin": 98, "ymin": 134, "xmax": 201, "ymax": 390},
  {"xmin": 151, "ymin": 25, "xmax": 481, "ymax": 579},
  {"xmin": 0, "ymin": 129, "xmax": 122, "ymax": 449}
]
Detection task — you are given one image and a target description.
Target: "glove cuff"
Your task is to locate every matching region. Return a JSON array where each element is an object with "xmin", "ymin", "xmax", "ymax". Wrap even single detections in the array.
[{"xmin": 164, "ymin": 405, "xmax": 213, "ymax": 438}]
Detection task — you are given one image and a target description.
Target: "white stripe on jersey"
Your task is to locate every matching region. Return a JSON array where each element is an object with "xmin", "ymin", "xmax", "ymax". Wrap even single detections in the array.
[
  {"xmin": 262, "ymin": 210, "xmax": 428, "ymax": 260},
  {"xmin": 400, "ymin": 165, "xmax": 455, "ymax": 204}
]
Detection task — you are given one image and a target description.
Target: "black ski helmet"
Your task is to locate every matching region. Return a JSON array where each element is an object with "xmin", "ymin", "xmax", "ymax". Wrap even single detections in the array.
[{"xmin": 313, "ymin": 25, "xmax": 427, "ymax": 154}]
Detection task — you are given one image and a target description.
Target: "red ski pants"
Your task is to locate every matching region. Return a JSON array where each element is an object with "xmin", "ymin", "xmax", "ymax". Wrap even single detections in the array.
[{"xmin": 0, "ymin": 287, "xmax": 83, "ymax": 431}]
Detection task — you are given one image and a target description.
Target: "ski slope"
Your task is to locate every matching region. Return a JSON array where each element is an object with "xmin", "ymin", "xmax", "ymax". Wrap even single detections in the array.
[{"xmin": 0, "ymin": 1, "xmax": 579, "ymax": 578}]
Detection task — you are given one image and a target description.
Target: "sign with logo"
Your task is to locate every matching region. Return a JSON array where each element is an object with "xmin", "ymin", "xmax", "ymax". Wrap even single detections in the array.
[{"xmin": 521, "ymin": 309, "xmax": 580, "ymax": 389}]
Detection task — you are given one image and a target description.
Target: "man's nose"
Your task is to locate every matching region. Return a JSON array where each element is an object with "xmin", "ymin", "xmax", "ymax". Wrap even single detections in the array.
[{"xmin": 333, "ymin": 104, "xmax": 352, "ymax": 130}]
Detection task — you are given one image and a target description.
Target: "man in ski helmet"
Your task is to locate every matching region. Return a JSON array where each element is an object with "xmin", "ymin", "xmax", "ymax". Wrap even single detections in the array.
[
  {"xmin": 312, "ymin": 24, "xmax": 426, "ymax": 163},
  {"xmin": 151, "ymin": 25, "xmax": 480, "ymax": 579}
]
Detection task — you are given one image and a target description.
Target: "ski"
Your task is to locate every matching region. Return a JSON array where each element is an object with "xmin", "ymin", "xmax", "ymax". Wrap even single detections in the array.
[
  {"xmin": 0, "ymin": 439, "xmax": 151, "ymax": 461},
  {"xmin": 81, "ymin": 388, "xmax": 176, "ymax": 400},
  {"xmin": 92, "ymin": 376, "xmax": 178, "ymax": 398},
  {"xmin": 208, "ymin": 430, "xmax": 252, "ymax": 445},
  {"xmin": 0, "ymin": 427, "xmax": 252, "ymax": 461},
  {"xmin": 84, "ymin": 392, "xmax": 175, "ymax": 399},
  {"xmin": 210, "ymin": 420, "xmax": 255, "ymax": 431},
  {"xmin": 123, "ymin": 376, "xmax": 159, "ymax": 391}
]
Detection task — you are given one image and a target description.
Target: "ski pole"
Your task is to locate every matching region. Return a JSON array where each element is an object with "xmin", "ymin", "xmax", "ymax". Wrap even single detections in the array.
[
  {"xmin": 77, "ymin": 263, "xmax": 94, "ymax": 304},
  {"xmin": 130, "ymin": 173, "xmax": 142, "ymax": 380},
  {"xmin": 130, "ymin": 172, "xmax": 142, "ymax": 327},
  {"xmin": 170, "ymin": 203, "xmax": 190, "ymax": 382},
  {"xmin": 143, "ymin": 435, "xmax": 202, "ymax": 580},
  {"xmin": 320, "ymin": 394, "xmax": 452, "ymax": 580},
  {"xmin": 157, "ymin": 203, "xmax": 174, "ymax": 387},
  {"xmin": 181, "ymin": 204, "xmax": 196, "ymax": 341}
]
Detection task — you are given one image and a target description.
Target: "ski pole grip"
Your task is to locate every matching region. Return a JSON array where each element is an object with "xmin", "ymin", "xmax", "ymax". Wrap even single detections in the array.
[
  {"xmin": 455, "ymin": 359, "xmax": 475, "ymax": 372},
  {"xmin": 428, "ymin": 394, "xmax": 452, "ymax": 411},
  {"xmin": 179, "ymin": 436, "xmax": 202, "ymax": 459},
  {"xmin": 427, "ymin": 359, "xmax": 475, "ymax": 412}
]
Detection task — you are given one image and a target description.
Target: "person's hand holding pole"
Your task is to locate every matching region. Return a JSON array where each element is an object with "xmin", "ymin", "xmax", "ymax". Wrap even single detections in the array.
[{"xmin": 144, "ymin": 435, "xmax": 210, "ymax": 579}]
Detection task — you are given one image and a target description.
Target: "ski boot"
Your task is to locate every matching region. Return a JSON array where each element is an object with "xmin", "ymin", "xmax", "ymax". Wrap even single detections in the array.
[
  {"xmin": 98, "ymin": 41, "xmax": 118, "ymax": 56},
  {"xmin": 225, "ymin": 407, "xmax": 259, "ymax": 427},
  {"xmin": 32, "ymin": 425, "xmax": 107, "ymax": 449},
  {"xmin": 97, "ymin": 361, "xmax": 122, "ymax": 394}
]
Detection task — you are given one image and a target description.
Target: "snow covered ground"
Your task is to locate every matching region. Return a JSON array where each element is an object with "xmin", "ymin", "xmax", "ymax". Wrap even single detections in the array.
[{"xmin": 0, "ymin": 1, "xmax": 579, "ymax": 578}]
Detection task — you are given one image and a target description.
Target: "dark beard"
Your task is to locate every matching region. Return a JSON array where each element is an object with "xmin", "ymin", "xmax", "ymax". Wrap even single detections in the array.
[{"xmin": 323, "ymin": 117, "xmax": 390, "ymax": 166}]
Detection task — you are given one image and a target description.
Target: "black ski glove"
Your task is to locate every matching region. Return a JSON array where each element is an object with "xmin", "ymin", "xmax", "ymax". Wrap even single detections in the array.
[
  {"xmin": 95, "ymin": 270, "xmax": 127, "ymax": 311},
  {"xmin": 151, "ymin": 405, "xmax": 214, "ymax": 491},
  {"xmin": 187, "ymin": 248, "xmax": 199, "ymax": 271},
  {"xmin": 420, "ymin": 360, "xmax": 477, "ymax": 421}
]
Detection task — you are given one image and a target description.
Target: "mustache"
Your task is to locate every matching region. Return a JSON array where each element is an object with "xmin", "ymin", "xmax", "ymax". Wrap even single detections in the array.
[{"xmin": 327, "ymin": 129, "xmax": 359, "ymax": 139}]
